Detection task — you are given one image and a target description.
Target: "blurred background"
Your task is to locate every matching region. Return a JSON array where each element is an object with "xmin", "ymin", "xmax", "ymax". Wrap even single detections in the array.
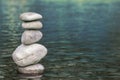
[{"xmin": 0, "ymin": 0, "xmax": 120, "ymax": 80}]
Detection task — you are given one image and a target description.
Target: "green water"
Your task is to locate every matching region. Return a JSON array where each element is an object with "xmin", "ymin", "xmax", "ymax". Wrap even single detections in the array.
[{"xmin": 0, "ymin": 0, "xmax": 120, "ymax": 80}]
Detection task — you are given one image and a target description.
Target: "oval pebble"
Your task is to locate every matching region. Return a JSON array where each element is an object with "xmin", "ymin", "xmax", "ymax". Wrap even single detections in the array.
[
  {"xmin": 18, "ymin": 64, "xmax": 44, "ymax": 75},
  {"xmin": 20, "ymin": 12, "xmax": 42, "ymax": 21},
  {"xmin": 21, "ymin": 30, "xmax": 43, "ymax": 45},
  {"xmin": 22, "ymin": 21, "xmax": 43, "ymax": 29},
  {"xmin": 12, "ymin": 44, "xmax": 47, "ymax": 67}
]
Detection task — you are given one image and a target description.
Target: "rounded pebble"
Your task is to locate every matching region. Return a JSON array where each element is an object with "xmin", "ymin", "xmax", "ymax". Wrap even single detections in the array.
[
  {"xmin": 18, "ymin": 64, "xmax": 44, "ymax": 75},
  {"xmin": 12, "ymin": 44, "xmax": 47, "ymax": 67},
  {"xmin": 22, "ymin": 21, "xmax": 43, "ymax": 29},
  {"xmin": 20, "ymin": 12, "xmax": 42, "ymax": 21},
  {"xmin": 21, "ymin": 30, "xmax": 43, "ymax": 45}
]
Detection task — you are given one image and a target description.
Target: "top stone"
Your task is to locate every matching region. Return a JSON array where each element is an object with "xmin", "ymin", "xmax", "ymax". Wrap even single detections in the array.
[{"xmin": 20, "ymin": 12, "xmax": 42, "ymax": 21}]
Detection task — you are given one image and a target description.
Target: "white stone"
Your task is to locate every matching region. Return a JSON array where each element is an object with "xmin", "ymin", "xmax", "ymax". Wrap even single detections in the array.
[
  {"xmin": 21, "ymin": 30, "xmax": 43, "ymax": 45},
  {"xmin": 20, "ymin": 12, "xmax": 42, "ymax": 21},
  {"xmin": 22, "ymin": 21, "xmax": 43, "ymax": 29},
  {"xmin": 12, "ymin": 44, "xmax": 47, "ymax": 67},
  {"xmin": 18, "ymin": 64, "xmax": 44, "ymax": 74}
]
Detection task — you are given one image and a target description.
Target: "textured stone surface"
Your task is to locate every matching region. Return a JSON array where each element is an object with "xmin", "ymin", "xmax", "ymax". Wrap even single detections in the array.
[
  {"xmin": 18, "ymin": 64, "xmax": 44, "ymax": 75},
  {"xmin": 21, "ymin": 30, "xmax": 43, "ymax": 45},
  {"xmin": 22, "ymin": 21, "xmax": 43, "ymax": 29},
  {"xmin": 20, "ymin": 12, "xmax": 42, "ymax": 21},
  {"xmin": 12, "ymin": 44, "xmax": 47, "ymax": 67}
]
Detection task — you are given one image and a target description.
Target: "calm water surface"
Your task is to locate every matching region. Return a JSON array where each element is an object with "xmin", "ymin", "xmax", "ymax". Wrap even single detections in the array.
[{"xmin": 0, "ymin": 0, "xmax": 120, "ymax": 80}]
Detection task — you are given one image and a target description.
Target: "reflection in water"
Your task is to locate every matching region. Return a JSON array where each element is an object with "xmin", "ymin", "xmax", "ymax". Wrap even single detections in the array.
[
  {"xmin": 0, "ymin": 0, "xmax": 120, "ymax": 80},
  {"xmin": 0, "ymin": 0, "xmax": 35, "ymax": 80}
]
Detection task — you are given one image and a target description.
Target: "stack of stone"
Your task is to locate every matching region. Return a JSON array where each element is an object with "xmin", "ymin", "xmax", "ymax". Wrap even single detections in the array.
[{"xmin": 12, "ymin": 12, "xmax": 47, "ymax": 75}]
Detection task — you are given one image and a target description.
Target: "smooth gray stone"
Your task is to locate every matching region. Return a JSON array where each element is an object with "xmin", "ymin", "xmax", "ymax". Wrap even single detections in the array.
[
  {"xmin": 22, "ymin": 21, "xmax": 43, "ymax": 29},
  {"xmin": 20, "ymin": 12, "xmax": 42, "ymax": 21},
  {"xmin": 21, "ymin": 30, "xmax": 42, "ymax": 45},
  {"xmin": 18, "ymin": 64, "xmax": 44, "ymax": 75},
  {"xmin": 12, "ymin": 44, "xmax": 47, "ymax": 67}
]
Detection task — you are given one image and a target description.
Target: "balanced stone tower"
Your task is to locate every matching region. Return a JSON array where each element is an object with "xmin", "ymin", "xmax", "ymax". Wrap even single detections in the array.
[{"xmin": 12, "ymin": 12, "xmax": 47, "ymax": 75}]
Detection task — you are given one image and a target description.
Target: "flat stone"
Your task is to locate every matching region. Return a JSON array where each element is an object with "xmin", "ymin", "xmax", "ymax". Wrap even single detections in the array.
[
  {"xmin": 21, "ymin": 30, "xmax": 42, "ymax": 45},
  {"xmin": 18, "ymin": 74, "xmax": 42, "ymax": 79},
  {"xmin": 12, "ymin": 44, "xmax": 47, "ymax": 67},
  {"xmin": 22, "ymin": 21, "xmax": 43, "ymax": 29},
  {"xmin": 18, "ymin": 64, "xmax": 44, "ymax": 75},
  {"xmin": 20, "ymin": 12, "xmax": 42, "ymax": 21}
]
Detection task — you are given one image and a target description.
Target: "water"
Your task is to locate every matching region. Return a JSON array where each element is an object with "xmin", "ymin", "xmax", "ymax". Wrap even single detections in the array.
[{"xmin": 0, "ymin": 0, "xmax": 120, "ymax": 80}]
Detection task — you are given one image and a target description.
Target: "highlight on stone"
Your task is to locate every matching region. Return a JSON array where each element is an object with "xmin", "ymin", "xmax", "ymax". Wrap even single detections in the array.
[{"xmin": 12, "ymin": 12, "xmax": 47, "ymax": 75}]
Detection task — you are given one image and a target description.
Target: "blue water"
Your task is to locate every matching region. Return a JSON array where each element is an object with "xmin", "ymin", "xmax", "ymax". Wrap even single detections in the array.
[{"xmin": 0, "ymin": 0, "xmax": 120, "ymax": 80}]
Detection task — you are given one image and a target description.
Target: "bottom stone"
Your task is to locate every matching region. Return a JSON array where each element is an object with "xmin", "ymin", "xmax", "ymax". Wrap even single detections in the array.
[
  {"xmin": 18, "ymin": 64, "xmax": 44, "ymax": 75},
  {"xmin": 18, "ymin": 74, "xmax": 42, "ymax": 79}
]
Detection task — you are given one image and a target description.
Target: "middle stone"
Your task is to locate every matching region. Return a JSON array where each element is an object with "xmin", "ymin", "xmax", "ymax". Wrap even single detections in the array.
[{"xmin": 21, "ymin": 30, "xmax": 43, "ymax": 45}]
